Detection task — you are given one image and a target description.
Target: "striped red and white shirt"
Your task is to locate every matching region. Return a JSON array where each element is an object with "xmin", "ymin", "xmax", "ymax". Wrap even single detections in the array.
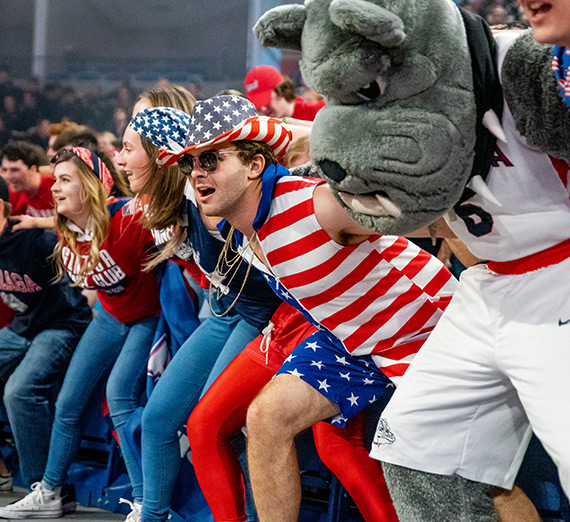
[{"xmin": 254, "ymin": 176, "xmax": 457, "ymax": 381}]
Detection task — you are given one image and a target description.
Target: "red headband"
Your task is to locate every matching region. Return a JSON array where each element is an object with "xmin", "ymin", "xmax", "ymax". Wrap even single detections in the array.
[{"xmin": 66, "ymin": 147, "xmax": 114, "ymax": 195}]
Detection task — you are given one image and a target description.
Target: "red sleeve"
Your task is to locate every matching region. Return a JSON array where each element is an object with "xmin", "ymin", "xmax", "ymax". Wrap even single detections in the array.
[
  {"xmin": 0, "ymin": 301, "xmax": 15, "ymax": 328},
  {"xmin": 292, "ymin": 97, "xmax": 326, "ymax": 121},
  {"xmin": 9, "ymin": 190, "xmax": 27, "ymax": 216}
]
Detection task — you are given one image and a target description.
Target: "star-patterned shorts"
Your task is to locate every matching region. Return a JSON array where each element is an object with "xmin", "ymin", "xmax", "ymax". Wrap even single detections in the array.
[{"xmin": 275, "ymin": 330, "xmax": 395, "ymax": 427}]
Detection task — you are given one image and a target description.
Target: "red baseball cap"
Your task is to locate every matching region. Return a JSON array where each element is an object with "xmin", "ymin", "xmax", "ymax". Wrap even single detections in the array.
[{"xmin": 244, "ymin": 65, "xmax": 283, "ymax": 109}]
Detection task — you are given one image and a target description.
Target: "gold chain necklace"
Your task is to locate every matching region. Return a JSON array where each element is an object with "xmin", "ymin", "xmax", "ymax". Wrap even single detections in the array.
[{"xmin": 209, "ymin": 226, "xmax": 257, "ymax": 317}]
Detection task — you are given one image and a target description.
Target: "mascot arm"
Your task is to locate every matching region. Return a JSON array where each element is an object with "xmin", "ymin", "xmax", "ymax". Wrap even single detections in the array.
[{"xmin": 503, "ymin": 32, "xmax": 570, "ymax": 161}]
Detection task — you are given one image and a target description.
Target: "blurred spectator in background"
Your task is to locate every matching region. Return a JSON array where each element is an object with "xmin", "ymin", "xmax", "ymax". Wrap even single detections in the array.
[
  {"xmin": 301, "ymin": 87, "xmax": 324, "ymax": 103},
  {"xmin": 0, "ymin": 141, "xmax": 52, "ymax": 219},
  {"xmin": 244, "ymin": 65, "xmax": 325, "ymax": 121},
  {"xmin": 46, "ymin": 121, "xmax": 78, "ymax": 161},
  {"xmin": 0, "ymin": 116, "xmax": 10, "ymax": 149},
  {"xmin": 97, "ymin": 131, "xmax": 120, "ymax": 156},
  {"xmin": 0, "ymin": 67, "xmax": 20, "ymax": 106},
  {"xmin": 112, "ymin": 107, "xmax": 129, "ymax": 138},
  {"xmin": 3, "ymin": 95, "xmax": 22, "ymax": 133},
  {"xmin": 487, "ymin": 5, "xmax": 509, "ymax": 24},
  {"xmin": 458, "ymin": 0, "xmax": 525, "ymax": 20}
]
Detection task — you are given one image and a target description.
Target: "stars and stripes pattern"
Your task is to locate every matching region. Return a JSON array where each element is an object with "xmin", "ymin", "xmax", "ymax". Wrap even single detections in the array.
[
  {"xmin": 275, "ymin": 330, "xmax": 395, "ymax": 426},
  {"xmin": 256, "ymin": 176, "xmax": 457, "ymax": 383},
  {"xmin": 552, "ymin": 46, "xmax": 570, "ymax": 107},
  {"xmin": 129, "ymin": 106, "xmax": 191, "ymax": 165},
  {"xmin": 157, "ymin": 95, "xmax": 293, "ymax": 165}
]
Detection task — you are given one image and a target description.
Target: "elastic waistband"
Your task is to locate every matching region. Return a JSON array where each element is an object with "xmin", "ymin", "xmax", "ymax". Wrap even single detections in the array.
[{"xmin": 487, "ymin": 238, "xmax": 570, "ymax": 275}]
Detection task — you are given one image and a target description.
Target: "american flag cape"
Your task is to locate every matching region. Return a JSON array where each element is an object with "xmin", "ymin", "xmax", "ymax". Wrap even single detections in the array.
[{"xmin": 250, "ymin": 174, "xmax": 457, "ymax": 382}]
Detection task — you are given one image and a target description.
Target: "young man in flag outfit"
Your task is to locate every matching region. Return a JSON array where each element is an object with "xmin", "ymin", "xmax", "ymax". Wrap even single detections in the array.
[{"xmin": 158, "ymin": 95, "xmax": 457, "ymax": 522}]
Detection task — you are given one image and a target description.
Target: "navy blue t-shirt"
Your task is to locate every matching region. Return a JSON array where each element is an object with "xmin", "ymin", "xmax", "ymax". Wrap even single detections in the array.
[
  {"xmin": 183, "ymin": 198, "xmax": 282, "ymax": 329},
  {"xmin": 150, "ymin": 182, "xmax": 282, "ymax": 330},
  {"xmin": 0, "ymin": 221, "xmax": 92, "ymax": 339}
]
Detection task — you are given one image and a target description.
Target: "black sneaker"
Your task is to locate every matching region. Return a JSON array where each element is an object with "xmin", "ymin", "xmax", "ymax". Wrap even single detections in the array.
[{"xmin": 61, "ymin": 483, "xmax": 76, "ymax": 515}]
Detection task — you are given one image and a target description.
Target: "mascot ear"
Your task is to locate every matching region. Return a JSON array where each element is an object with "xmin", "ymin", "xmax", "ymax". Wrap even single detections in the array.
[
  {"xmin": 330, "ymin": 0, "xmax": 406, "ymax": 47},
  {"xmin": 254, "ymin": 4, "xmax": 306, "ymax": 51}
]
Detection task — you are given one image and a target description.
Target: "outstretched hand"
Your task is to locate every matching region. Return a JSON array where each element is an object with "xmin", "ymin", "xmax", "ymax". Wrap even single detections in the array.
[{"xmin": 11, "ymin": 215, "xmax": 55, "ymax": 230}]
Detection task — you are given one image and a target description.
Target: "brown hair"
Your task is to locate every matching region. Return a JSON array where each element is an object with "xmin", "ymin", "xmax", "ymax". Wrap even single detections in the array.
[
  {"xmin": 273, "ymin": 76, "xmax": 297, "ymax": 103},
  {"xmin": 48, "ymin": 120, "xmax": 78, "ymax": 137},
  {"xmin": 234, "ymin": 140, "xmax": 277, "ymax": 169},
  {"xmin": 133, "ymin": 85, "xmax": 196, "ymax": 268},
  {"xmin": 52, "ymin": 125, "xmax": 98, "ymax": 152},
  {"xmin": 137, "ymin": 84, "xmax": 196, "ymax": 115}
]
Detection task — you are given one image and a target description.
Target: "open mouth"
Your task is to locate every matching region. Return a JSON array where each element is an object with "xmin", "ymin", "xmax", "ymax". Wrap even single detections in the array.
[
  {"xmin": 197, "ymin": 187, "xmax": 215, "ymax": 199},
  {"xmin": 338, "ymin": 191, "xmax": 401, "ymax": 218}
]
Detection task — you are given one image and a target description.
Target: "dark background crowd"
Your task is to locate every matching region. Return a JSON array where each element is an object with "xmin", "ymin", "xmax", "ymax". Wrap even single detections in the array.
[
  {"xmin": 0, "ymin": 67, "xmax": 204, "ymax": 152},
  {"xmin": 0, "ymin": 0, "xmax": 526, "ymax": 153}
]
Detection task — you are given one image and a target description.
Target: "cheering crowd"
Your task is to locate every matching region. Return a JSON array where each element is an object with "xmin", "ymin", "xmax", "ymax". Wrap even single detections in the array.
[{"xmin": 0, "ymin": 1, "xmax": 569, "ymax": 521}]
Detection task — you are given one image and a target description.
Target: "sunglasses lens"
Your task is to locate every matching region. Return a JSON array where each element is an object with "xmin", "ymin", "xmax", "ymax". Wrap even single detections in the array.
[
  {"xmin": 178, "ymin": 151, "xmax": 224, "ymax": 175},
  {"xmin": 199, "ymin": 152, "xmax": 219, "ymax": 172},
  {"xmin": 178, "ymin": 155, "xmax": 194, "ymax": 175}
]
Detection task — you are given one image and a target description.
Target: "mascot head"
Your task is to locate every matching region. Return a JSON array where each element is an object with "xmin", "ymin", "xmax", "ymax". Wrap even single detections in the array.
[{"xmin": 255, "ymin": 0, "xmax": 479, "ymax": 235}]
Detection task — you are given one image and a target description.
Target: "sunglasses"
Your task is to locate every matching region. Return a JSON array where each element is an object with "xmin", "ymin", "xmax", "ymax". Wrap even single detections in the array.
[{"xmin": 177, "ymin": 149, "xmax": 239, "ymax": 176}]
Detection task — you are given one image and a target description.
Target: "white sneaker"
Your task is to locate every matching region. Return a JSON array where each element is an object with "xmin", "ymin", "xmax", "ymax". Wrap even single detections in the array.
[
  {"xmin": 0, "ymin": 474, "xmax": 12, "ymax": 492},
  {"xmin": 119, "ymin": 498, "xmax": 142, "ymax": 522},
  {"xmin": 0, "ymin": 482, "xmax": 62, "ymax": 519}
]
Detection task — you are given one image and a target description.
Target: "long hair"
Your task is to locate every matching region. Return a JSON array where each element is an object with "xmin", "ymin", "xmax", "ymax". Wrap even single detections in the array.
[
  {"xmin": 52, "ymin": 151, "xmax": 111, "ymax": 284},
  {"xmin": 133, "ymin": 85, "xmax": 196, "ymax": 269},
  {"xmin": 53, "ymin": 128, "xmax": 131, "ymax": 198}
]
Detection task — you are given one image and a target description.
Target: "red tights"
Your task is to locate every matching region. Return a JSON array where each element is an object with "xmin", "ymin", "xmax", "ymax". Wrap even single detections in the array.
[
  {"xmin": 188, "ymin": 351, "xmax": 398, "ymax": 522},
  {"xmin": 313, "ymin": 416, "xmax": 398, "ymax": 522}
]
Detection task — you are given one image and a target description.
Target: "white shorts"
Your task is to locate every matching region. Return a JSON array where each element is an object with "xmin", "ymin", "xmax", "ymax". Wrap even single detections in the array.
[{"xmin": 370, "ymin": 259, "xmax": 570, "ymax": 492}]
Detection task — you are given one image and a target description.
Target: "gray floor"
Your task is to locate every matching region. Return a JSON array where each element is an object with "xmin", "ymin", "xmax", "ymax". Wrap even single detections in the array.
[{"xmin": 0, "ymin": 488, "xmax": 124, "ymax": 521}]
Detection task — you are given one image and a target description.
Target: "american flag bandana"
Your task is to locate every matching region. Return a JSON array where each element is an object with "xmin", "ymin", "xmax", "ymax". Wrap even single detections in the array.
[
  {"xmin": 129, "ymin": 106, "xmax": 191, "ymax": 158},
  {"xmin": 157, "ymin": 95, "xmax": 293, "ymax": 165},
  {"xmin": 552, "ymin": 45, "xmax": 570, "ymax": 108},
  {"xmin": 65, "ymin": 146, "xmax": 114, "ymax": 195}
]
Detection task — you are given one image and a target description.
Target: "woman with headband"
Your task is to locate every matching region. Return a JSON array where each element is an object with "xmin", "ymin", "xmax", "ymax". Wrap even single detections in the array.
[{"xmin": 0, "ymin": 146, "xmax": 161, "ymax": 519}]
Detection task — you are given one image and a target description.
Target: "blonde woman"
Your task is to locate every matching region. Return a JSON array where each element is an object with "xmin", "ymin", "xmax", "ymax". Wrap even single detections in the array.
[{"xmin": 0, "ymin": 147, "xmax": 161, "ymax": 519}]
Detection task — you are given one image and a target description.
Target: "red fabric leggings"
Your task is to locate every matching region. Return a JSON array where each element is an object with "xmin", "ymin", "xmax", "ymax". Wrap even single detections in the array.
[
  {"xmin": 313, "ymin": 414, "xmax": 398, "ymax": 522},
  {"xmin": 188, "ymin": 350, "xmax": 398, "ymax": 522}
]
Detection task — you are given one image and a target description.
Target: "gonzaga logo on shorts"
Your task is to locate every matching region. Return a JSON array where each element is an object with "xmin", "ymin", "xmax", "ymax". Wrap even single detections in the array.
[{"xmin": 372, "ymin": 418, "xmax": 396, "ymax": 447}]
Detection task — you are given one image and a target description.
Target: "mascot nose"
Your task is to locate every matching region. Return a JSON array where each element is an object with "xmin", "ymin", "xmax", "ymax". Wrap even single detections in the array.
[{"xmin": 319, "ymin": 159, "xmax": 347, "ymax": 183}]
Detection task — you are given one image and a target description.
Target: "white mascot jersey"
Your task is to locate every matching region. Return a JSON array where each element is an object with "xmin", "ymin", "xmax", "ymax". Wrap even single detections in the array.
[{"xmin": 446, "ymin": 31, "xmax": 570, "ymax": 262}]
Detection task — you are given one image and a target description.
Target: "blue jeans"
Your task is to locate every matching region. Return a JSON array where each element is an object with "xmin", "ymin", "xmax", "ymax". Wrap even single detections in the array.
[
  {"xmin": 141, "ymin": 311, "xmax": 260, "ymax": 522},
  {"xmin": 42, "ymin": 307, "xmax": 158, "ymax": 498},
  {"xmin": 0, "ymin": 327, "xmax": 81, "ymax": 487}
]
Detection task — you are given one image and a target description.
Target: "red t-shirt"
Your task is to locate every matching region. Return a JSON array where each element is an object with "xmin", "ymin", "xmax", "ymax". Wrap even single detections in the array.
[
  {"xmin": 61, "ymin": 199, "xmax": 161, "ymax": 323},
  {"xmin": 292, "ymin": 97, "xmax": 326, "ymax": 122},
  {"xmin": 10, "ymin": 174, "xmax": 54, "ymax": 217}
]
